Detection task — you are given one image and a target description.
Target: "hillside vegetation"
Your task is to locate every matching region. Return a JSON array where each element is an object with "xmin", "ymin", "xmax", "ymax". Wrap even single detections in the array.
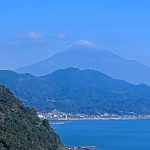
[
  {"xmin": 0, "ymin": 85, "xmax": 63, "ymax": 150},
  {"xmin": 1, "ymin": 68, "xmax": 150, "ymax": 115}
]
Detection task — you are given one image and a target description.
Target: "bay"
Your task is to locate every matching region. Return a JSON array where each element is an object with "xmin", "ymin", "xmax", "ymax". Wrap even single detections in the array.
[{"xmin": 51, "ymin": 120, "xmax": 150, "ymax": 150}]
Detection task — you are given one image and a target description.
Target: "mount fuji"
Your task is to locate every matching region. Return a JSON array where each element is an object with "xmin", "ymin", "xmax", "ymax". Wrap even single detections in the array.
[{"xmin": 16, "ymin": 40, "xmax": 150, "ymax": 85}]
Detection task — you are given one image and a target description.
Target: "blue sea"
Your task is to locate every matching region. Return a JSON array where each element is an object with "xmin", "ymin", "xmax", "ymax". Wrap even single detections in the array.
[{"xmin": 51, "ymin": 120, "xmax": 150, "ymax": 150}]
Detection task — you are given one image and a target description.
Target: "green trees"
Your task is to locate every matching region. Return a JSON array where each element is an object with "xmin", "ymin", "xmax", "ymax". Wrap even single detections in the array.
[{"xmin": 0, "ymin": 85, "xmax": 63, "ymax": 150}]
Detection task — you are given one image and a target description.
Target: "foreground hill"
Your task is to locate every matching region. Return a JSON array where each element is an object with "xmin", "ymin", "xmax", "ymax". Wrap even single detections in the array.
[
  {"xmin": 17, "ymin": 40, "xmax": 150, "ymax": 85},
  {"xmin": 0, "ymin": 85, "xmax": 63, "ymax": 150},
  {"xmin": 1, "ymin": 68, "xmax": 150, "ymax": 115}
]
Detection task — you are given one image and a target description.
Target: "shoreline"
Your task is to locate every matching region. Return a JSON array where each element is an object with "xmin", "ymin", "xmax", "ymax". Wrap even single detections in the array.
[
  {"xmin": 64, "ymin": 145, "xmax": 96, "ymax": 150},
  {"xmin": 38, "ymin": 112, "xmax": 150, "ymax": 121},
  {"xmin": 57, "ymin": 118, "xmax": 150, "ymax": 121},
  {"xmin": 49, "ymin": 117, "xmax": 150, "ymax": 125}
]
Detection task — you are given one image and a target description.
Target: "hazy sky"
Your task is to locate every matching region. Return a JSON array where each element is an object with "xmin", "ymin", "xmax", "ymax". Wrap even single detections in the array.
[{"xmin": 1, "ymin": 0, "xmax": 150, "ymax": 69}]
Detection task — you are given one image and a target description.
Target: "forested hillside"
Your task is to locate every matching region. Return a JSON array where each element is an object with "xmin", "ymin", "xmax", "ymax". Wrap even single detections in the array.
[
  {"xmin": 1, "ymin": 68, "xmax": 150, "ymax": 115},
  {"xmin": 0, "ymin": 85, "xmax": 63, "ymax": 150}
]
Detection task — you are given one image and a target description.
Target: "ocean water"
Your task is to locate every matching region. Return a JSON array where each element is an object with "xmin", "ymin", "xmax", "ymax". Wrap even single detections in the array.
[{"xmin": 51, "ymin": 120, "xmax": 150, "ymax": 150}]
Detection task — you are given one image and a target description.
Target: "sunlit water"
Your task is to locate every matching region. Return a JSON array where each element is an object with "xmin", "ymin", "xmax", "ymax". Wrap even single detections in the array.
[{"xmin": 50, "ymin": 120, "xmax": 150, "ymax": 150}]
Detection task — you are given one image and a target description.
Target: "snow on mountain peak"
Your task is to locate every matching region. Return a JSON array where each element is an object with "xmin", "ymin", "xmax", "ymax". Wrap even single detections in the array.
[{"xmin": 69, "ymin": 40, "xmax": 96, "ymax": 49}]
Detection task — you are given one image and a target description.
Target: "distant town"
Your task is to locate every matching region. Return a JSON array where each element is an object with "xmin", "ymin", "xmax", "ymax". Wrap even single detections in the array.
[{"xmin": 37, "ymin": 109, "xmax": 150, "ymax": 121}]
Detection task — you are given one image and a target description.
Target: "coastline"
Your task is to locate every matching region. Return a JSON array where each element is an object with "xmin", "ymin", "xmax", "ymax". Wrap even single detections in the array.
[
  {"xmin": 56, "ymin": 117, "xmax": 150, "ymax": 121},
  {"xmin": 64, "ymin": 145, "xmax": 96, "ymax": 150},
  {"xmin": 49, "ymin": 117, "xmax": 150, "ymax": 125},
  {"xmin": 38, "ymin": 111, "xmax": 150, "ymax": 121}
]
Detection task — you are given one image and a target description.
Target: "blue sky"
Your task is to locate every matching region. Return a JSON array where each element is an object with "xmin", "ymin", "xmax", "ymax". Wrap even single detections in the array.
[{"xmin": 1, "ymin": 0, "xmax": 150, "ymax": 69}]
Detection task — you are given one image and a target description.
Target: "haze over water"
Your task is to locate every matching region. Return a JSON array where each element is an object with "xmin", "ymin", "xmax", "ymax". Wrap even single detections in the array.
[{"xmin": 51, "ymin": 120, "xmax": 150, "ymax": 150}]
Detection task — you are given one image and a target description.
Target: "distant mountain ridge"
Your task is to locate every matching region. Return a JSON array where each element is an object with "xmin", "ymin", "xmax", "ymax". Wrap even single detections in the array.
[
  {"xmin": 16, "ymin": 40, "xmax": 150, "ymax": 85},
  {"xmin": 1, "ymin": 68, "xmax": 150, "ymax": 115}
]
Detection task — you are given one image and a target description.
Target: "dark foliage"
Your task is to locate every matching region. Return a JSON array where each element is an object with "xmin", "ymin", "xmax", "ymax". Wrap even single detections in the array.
[{"xmin": 0, "ymin": 85, "xmax": 63, "ymax": 150}]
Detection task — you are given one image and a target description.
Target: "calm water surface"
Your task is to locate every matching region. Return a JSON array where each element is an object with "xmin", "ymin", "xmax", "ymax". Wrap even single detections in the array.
[{"xmin": 51, "ymin": 120, "xmax": 150, "ymax": 150}]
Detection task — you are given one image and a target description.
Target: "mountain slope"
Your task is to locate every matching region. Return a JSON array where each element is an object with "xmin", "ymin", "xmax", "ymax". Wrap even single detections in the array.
[
  {"xmin": 1, "ymin": 68, "xmax": 150, "ymax": 115},
  {"xmin": 17, "ymin": 40, "xmax": 150, "ymax": 85},
  {"xmin": 0, "ymin": 85, "xmax": 63, "ymax": 150}
]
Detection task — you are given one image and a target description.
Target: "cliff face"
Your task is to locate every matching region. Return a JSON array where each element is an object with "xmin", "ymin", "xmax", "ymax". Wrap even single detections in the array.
[{"xmin": 0, "ymin": 85, "xmax": 63, "ymax": 150}]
